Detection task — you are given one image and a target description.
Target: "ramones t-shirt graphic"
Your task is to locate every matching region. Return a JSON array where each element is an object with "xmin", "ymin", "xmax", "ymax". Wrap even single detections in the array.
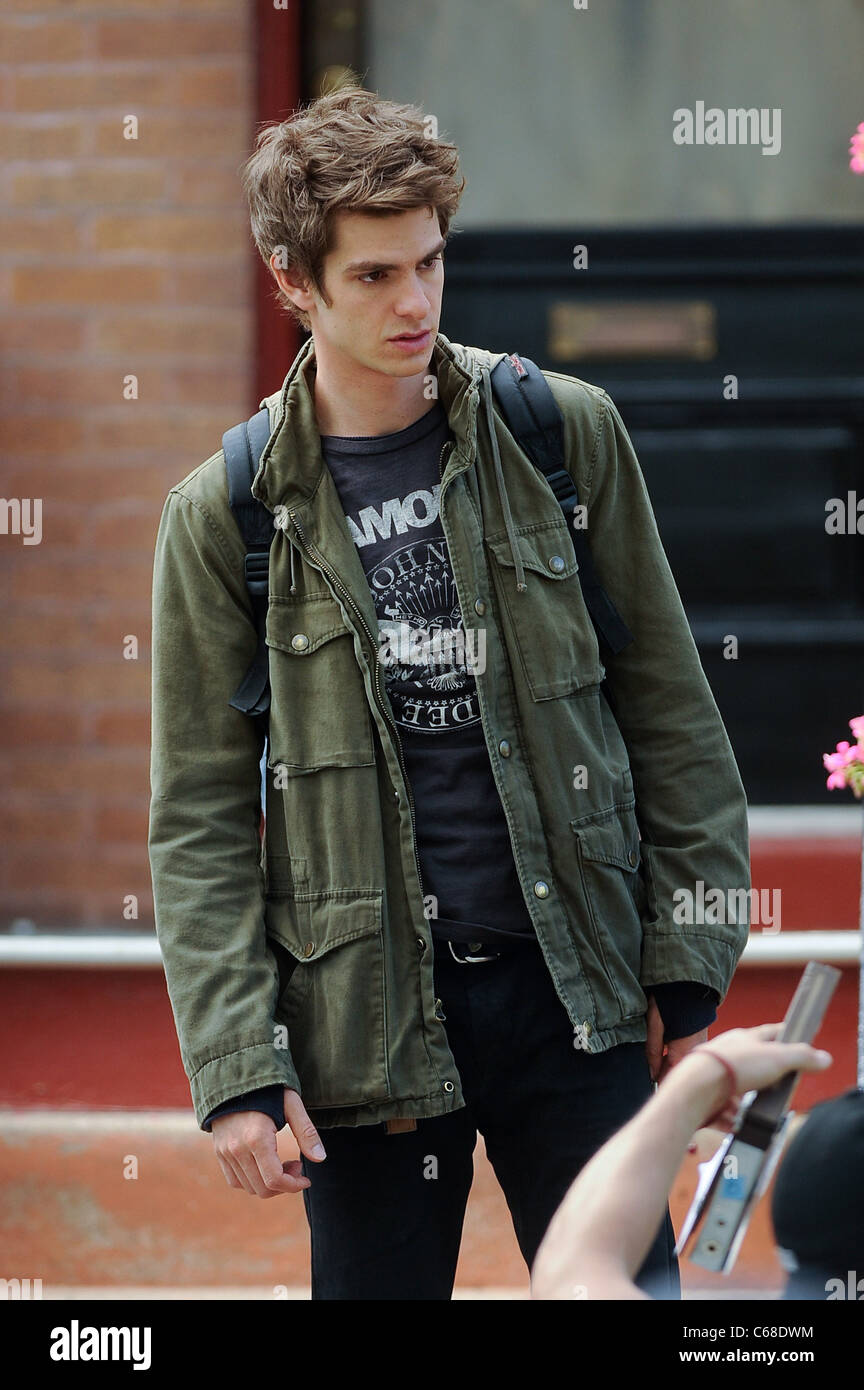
[{"xmin": 320, "ymin": 400, "xmax": 536, "ymax": 945}]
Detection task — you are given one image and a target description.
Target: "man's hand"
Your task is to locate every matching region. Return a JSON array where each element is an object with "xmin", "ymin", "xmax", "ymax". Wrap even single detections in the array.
[
  {"xmin": 644, "ymin": 993, "xmax": 707, "ymax": 1084},
  {"xmin": 211, "ymin": 1088, "xmax": 327, "ymax": 1198}
]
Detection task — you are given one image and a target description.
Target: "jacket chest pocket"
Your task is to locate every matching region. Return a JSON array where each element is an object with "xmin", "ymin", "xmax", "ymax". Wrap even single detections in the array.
[
  {"xmin": 265, "ymin": 889, "xmax": 391, "ymax": 1108},
  {"xmin": 265, "ymin": 595, "xmax": 376, "ymax": 773},
  {"xmin": 483, "ymin": 518, "xmax": 604, "ymax": 700}
]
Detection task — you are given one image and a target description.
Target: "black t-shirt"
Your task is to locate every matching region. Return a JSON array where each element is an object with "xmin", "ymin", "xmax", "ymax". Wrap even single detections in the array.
[{"xmin": 320, "ymin": 400, "xmax": 536, "ymax": 948}]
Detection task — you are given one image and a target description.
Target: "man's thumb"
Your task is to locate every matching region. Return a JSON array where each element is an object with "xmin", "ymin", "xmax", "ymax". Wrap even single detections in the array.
[{"xmin": 283, "ymin": 1088, "xmax": 327, "ymax": 1161}]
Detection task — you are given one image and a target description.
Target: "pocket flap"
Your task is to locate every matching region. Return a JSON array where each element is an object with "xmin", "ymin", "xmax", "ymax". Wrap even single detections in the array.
[
  {"xmin": 266, "ymin": 889, "xmax": 383, "ymax": 961},
  {"xmin": 484, "ymin": 520, "xmax": 579, "ymax": 581},
  {"xmin": 570, "ymin": 803, "xmax": 640, "ymax": 871},
  {"xmin": 266, "ymin": 595, "xmax": 352, "ymax": 656}
]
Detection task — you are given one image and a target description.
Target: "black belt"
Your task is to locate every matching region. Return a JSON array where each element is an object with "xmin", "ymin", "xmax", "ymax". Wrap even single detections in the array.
[{"xmin": 432, "ymin": 916, "xmax": 538, "ymax": 964}]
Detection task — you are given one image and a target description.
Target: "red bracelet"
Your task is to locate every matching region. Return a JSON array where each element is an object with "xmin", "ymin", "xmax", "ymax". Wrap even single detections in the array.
[{"xmin": 692, "ymin": 1048, "xmax": 738, "ymax": 1127}]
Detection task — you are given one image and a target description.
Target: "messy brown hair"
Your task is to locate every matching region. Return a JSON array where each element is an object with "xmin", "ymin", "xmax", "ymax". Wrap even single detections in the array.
[{"xmin": 241, "ymin": 85, "xmax": 466, "ymax": 330}]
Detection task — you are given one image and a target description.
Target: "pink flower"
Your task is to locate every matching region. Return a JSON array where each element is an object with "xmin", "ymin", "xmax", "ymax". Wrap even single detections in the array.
[
  {"xmin": 849, "ymin": 124, "xmax": 864, "ymax": 173},
  {"xmin": 822, "ymin": 716, "xmax": 864, "ymax": 796}
]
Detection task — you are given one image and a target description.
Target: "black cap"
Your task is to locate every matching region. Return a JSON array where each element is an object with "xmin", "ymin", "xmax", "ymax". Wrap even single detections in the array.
[{"xmin": 771, "ymin": 1087, "xmax": 864, "ymax": 1298}]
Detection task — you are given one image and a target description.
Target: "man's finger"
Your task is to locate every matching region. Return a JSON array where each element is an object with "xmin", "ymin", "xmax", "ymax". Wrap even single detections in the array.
[
  {"xmin": 224, "ymin": 1137, "xmax": 277, "ymax": 1198},
  {"xmin": 251, "ymin": 1135, "xmax": 311, "ymax": 1196},
  {"xmin": 283, "ymin": 1089, "xmax": 328, "ymax": 1163},
  {"xmin": 215, "ymin": 1151, "xmax": 243, "ymax": 1190},
  {"xmin": 219, "ymin": 1146, "xmax": 256, "ymax": 1195}
]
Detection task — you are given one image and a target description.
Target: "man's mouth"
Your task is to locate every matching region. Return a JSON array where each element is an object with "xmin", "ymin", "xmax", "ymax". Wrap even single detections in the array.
[{"xmin": 389, "ymin": 329, "xmax": 431, "ymax": 342}]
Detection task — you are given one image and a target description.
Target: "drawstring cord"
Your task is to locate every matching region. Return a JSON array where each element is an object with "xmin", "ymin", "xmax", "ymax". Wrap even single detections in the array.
[{"xmin": 479, "ymin": 365, "xmax": 527, "ymax": 593}]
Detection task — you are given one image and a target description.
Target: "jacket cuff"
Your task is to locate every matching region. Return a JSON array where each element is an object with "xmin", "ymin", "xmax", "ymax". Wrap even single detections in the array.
[
  {"xmin": 648, "ymin": 980, "xmax": 719, "ymax": 1042},
  {"xmin": 202, "ymin": 1084, "xmax": 286, "ymax": 1133},
  {"xmin": 189, "ymin": 1040, "xmax": 302, "ymax": 1131}
]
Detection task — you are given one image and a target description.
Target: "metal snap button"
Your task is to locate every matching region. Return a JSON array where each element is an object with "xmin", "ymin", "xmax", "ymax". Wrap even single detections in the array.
[
  {"xmin": 291, "ymin": 633, "xmax": 310, "ymax": 652},
  {"xmin": 302, "ymin": 941, "xmax": 315, "ymax": 958},
  {"xmin": 443, "ymin": 1081, "xmax": 455, "ymax": 1093},
  {"xmin": 533, "ymin": 880, "xmax": 550, "ymax": 899},
  {"xmin": 628, "ymin": 849, "xmax": 638, "ymax": 866},
  {"xmin": 498, "ymin": 739, "xmax": 511, "ymax": 757},
  {"xmin": 548, "ymin": 555, "xmax": 565, "ymax": 573},
  {"xmin": 416, "ymin": 936, "xmax": 426, "ymax": 951},
  {"xmin": 582, "ymin": 1020, "xmax": 593, "ymax": 1038},
  {"xmin": 474, "ymin": 598, "xmax": 486, "ymax": 616}
]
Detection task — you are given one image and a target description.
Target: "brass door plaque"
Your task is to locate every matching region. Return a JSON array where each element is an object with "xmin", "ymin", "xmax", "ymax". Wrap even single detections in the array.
[{"xmin": 548, "ymin": 299, "xmax": 717, "ymax": 361}]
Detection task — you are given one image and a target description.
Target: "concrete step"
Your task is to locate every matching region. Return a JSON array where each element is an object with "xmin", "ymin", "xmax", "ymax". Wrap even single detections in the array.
[{"xmin": 0, "ymin": 1108, "xmax": 796, "ymax": 1296}]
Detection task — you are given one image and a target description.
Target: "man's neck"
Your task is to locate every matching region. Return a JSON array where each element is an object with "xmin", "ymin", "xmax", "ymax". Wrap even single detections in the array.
[{"xmin": 310, "ymin": 341, "xmax": 436, "ymax": 439}]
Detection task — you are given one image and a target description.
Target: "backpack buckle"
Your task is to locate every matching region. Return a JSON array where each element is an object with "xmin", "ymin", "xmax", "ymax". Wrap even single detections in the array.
[{"xmin": 244, "ymin": 547, "xmax": 270, "ymax": 597}]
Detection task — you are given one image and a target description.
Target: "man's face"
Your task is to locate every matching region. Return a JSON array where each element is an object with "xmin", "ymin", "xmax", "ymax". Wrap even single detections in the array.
[{"xmin": 285, "ymin": 205, "xmax": 446, "ymax": 380}]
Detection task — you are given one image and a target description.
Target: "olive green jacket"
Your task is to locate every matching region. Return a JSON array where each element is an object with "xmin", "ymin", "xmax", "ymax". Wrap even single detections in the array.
[{"xmin": 148, "ymin": 331, "xmax": 750, "ymax": 1131}]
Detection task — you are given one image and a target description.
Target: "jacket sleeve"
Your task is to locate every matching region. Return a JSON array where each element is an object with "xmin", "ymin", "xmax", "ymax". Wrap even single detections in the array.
[
  {"xmin": 148, "ymin": 481, "xmax": 303, "ymax": 1128},
  {"xmin": 557, "ymin": 382, "xmax": 751, "ymax": 1005},
  {"xmin": 202, "ymin": 1084, "xmax": 287, "ymax": 1134}
]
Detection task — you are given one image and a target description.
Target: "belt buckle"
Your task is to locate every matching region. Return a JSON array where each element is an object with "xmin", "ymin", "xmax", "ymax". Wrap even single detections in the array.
[{"xmin": 447, "ymin": 939, "xmax": 500, "ymax": 965}]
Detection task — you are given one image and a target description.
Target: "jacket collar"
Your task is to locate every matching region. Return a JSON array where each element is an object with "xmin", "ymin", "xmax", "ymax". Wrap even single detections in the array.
[{"xmin": 251, "ymin": 330, "xmax": 527, "ymax": 593}]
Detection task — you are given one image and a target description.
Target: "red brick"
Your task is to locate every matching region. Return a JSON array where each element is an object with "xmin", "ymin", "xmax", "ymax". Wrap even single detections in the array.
[
  {"xmin": 8, "ymin": 366, "xmax": 134, "ymax": 406},
  {"xmin": 0, "ymin": 609, "xmax": 150, "ymax": 656},
  {"xmin": 0, "ymin": 214, "xmax": 82, "ymax": 257},
  {"xmin": 167, "ymin": 165, "xmax": 246, "ymax": 209},
  {"xmin": 0, "ymin": 707, "xmax": 85, "ymax": 746},
  {"xmin": 92, "ymin": 211, "xmax": 246, "ymax": 256},
  {"xmin": 4, "ymin": 848, "xmax": 146, "ymax": 895},
  {"xmin": 96, "ymin": 17, "xmax": 241, "ymax": 61},
  {"xmin": 3, "ymin": 663, "xmax": 150, "ymax": 707},
  {"xmin": 0, "ymin": 18, "xmax": 88, "ymax": 63},
  {"xmin": 87, "ymin": 507, "xmax": 166, "ymax": 551},
  {"xmin": 172, "ymin": 264, "xmax": 251, "ymax": 308},
  {"xmin": 5, "ymin": 803, "xmax": 87, "ymax": 842},
  {"xmin": 0, "ymin": 414, "xmax": 85, "ymax": 450},
  {"xmin": 89, "ymin": 410, "xmax": 243, "ymax": 454},
  {"xmin": 11, "ymin": 265, "xmax": 166, "ymax": 306},
  {"xmin": 3, "ymin": 463, "xmax": 169, "ymax": 504},
  {"xmin": 170, "ymin": 63, "xmax": 246, "ymax": 109},
  {"xmin": 92, "ymin": 309, "xmax": 249, "ymax": 358},
  {"xmin": 92, "ymin": 708, "xmax": 151, "ymax": 747},
  {"xmin": 6, "ymin": 752, "xmax": 147, "ymax": 798},
  {"xmin": 94, "ymin": 111, "xmax": 249, "ymax": 159},
  {"xmin": 12, "ymin": 70, "xmax": 172, "ymax": 113},
  {"xmin": 10, "ymin": 166, "xmax": 167, "ymax": 207},
  {"xmin": 0, "ymin": 120, "xmax": 87, "ymax": 160},
  {"xmin": 94, "ymin": 804, "xmax": 150, "ymax": 844},
  {"xmin": 3, "ymin": 313, "xmax": 84, "ymax": 355}
]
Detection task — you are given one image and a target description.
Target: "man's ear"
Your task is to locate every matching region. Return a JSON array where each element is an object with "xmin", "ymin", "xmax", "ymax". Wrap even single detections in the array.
[{"xmin": 270, "ymin": 255, "xmax": 317, "ymax": 315}]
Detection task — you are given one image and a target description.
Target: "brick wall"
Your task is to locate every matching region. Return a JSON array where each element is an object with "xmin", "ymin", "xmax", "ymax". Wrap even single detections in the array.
[{"xmin": 0, "ymin": 2, "xmax": 259, "ymax": 928}]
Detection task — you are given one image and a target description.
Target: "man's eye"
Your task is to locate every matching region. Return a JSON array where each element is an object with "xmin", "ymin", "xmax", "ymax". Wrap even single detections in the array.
[{"xmin": 360, "ymin": 257, "xmax": 442, "ymax": 283}]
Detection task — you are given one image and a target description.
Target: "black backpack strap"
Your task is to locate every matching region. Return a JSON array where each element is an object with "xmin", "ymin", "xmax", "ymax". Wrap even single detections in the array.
[
  {"xmin": 223, "ymin": 407, "xmax": 274, "ymax": 718},
  {"xmin": 489, "ymin": 353, "xmax": 634, "ymax": 658}
]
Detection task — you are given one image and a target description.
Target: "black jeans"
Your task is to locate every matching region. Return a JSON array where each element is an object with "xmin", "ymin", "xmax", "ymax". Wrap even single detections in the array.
[{"xmin": 300, "ymin": 938, "xmax": 680, "ymax": 1300}]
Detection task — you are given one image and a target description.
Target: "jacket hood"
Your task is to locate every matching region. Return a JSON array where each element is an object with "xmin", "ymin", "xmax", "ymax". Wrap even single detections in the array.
[{"xmin": 253, "ymin": 332, "xmax": 528, "ymax": 593}]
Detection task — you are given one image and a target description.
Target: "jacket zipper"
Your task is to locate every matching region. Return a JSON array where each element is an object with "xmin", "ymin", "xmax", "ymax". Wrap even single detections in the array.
[{"xmin": 286, "ymin": 507, "xmax": 430, "ymax": 924}]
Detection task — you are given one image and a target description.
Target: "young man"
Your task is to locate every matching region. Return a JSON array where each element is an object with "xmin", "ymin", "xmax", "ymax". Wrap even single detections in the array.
[{"xmin": 148, "ymin": 87, "xmax": 751, "ymax": 1300}]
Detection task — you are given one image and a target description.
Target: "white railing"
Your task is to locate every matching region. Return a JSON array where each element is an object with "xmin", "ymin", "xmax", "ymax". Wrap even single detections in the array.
[{"xmin": 0, "ymin": 930, "xmax": 859, "ymax": 968}]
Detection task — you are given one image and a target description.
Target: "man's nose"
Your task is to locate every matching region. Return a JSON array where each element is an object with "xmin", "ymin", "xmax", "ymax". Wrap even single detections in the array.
[{"xmin": 393, "ymin": 275, "xmax": 433, "ymax": 318}]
